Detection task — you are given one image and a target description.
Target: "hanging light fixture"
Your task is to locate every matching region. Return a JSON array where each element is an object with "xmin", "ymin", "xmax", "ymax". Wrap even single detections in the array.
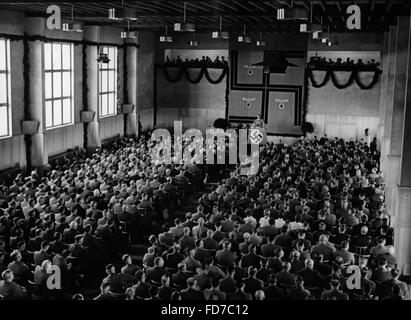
[
  {"xmin": 327, "ymin": 33, "xmax": 339, "ymax": 46},
  {"xmin": 174, "ymin": 2, "xmax": 195, "ymax": 32},
  {"xmin": 277, "ymin": 0, "xmax": 308, "ymax": 21},
  {"xmin": 159, "ymin": 25, "xmax": 174, "ymax": 42},
  {"xmin": 321, "ymin": 26, "xmax": 331, "ymax": 43},
  {"xmin": 212, "ymin": 16, "xmax": 229, "ymax": 39},
  {"xmin": 188, "ymin": 32, "xmax": 199, "ymax": 47},
  {"xmin": 97, "ymin": 28, "xmax": 110, "ymax": 64},
  {"xmin": 256, "ymin": 32, "xmax": 266, "ymax": 47},
  {"xmin": 300, "ymin": 1, "xmax": 322, "ymax": 33},
  {"xmin": 108, "ymin": 0, "xmax": 137, "ymax": 21},
  {"xmin": 312, "ymin": 17, "xmax": 324, "ymax": 39},
  {"xmin": 238, "ymin": 25, "xmax": 251, "ymax": 43},
  {"xmin": 62, "ymin": 6, "xmax": 83, "ymax": 32},
  {"xmin": 97, "ymin": 49, "xmax": 110, "ymax": 64},
  {"xmin": 121, "ymin": 21, "xmax": 138, "ymax": 39}
]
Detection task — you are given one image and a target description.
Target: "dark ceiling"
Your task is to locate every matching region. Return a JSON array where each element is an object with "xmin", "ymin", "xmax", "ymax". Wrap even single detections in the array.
[{"xmin": 0, "ymin": 0, "xmax": 410, "ymax": 33}]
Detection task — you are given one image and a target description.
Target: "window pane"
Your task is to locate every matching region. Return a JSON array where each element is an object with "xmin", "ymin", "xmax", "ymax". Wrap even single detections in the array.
[
  {"xmin": 108, "ymin": 48, "xmax": 116, "ymax": 69},
  {"xmin": 108, "ymin": 70, "xmax": 116, "ymax": 92},
  {"xmin": 0, "ymin": 40, "xmax": 6, "ymax": 70},
  {"xmin": 101, "ymin": 71, "xmax": 108, "ymax": 92},
  {"xmin": 53, "ymin": 100, "xmax": 62, "ymax": 126},
  {"xmin": 52, "ymin": 44, "xmax": 61, "ymax": 70},
  {"xmin": 44, "ymin": 43, "xmax": 51, "ymax": 70},
  {"xmin": 45, "ymin": 101, "xmax": 53, "ymax": 128},
  {"xmin": 108, "ymin": 93, "xmax": 115, "ymax": 115},
  {"xmin": 62, "ymin": 98, "xmax": 71, "ymax": 124},
  {"xmin": 53, "ymin": 73, "xmax": 61, "ymax": 98},
  {"xmin": 62, "ymin": 72, "xmax": 71, "ymax": 97},
  {"xmin": 0, "ymin": 107, "xmax": 7, "ymax": 136},
  {"xmin": 62, "ymin": 44, "xmax": 71, "ymax": 70},
  {"xmin": 0, "ymin": 74, "xmax": 7, "ymax": 104},
  {"xmin": 101, "ymin": 94, "xmax": 108, "ymax": 116},
  {"xmin": 45, "ymin": 72, "xmax": 52, "ymax": 99}
]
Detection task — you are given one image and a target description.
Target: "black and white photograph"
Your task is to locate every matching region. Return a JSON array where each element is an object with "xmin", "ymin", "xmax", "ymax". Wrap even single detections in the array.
[{"xmin": 0, "ymin": 0, "xmax": 410, "ymax": 314}]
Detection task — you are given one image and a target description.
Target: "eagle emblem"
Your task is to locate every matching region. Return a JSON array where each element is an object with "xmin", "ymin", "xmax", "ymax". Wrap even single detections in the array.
[
  {"xmin": 243, "ymin": 64, "xmax": 258, "ymax": 76},
  {"xmin": 242, "ymin": 97, "xmax": 256, "ymax": 109}
]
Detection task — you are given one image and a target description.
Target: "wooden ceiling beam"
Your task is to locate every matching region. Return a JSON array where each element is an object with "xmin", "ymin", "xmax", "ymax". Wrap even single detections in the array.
[{"xmin": 247, "ymin": 1, "xmax": 269, "ymax": 12}]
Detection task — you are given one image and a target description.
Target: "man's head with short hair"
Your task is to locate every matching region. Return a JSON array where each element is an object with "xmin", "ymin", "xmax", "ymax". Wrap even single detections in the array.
[
  {"xmin": 154, "ymin": 257, "xmax": 164, "ymax": 267},
  {"xmin": 282, "ymin": 261, "xmax": 291, "ymax": 272},
  {"xmin": 100, "ymin": 282, "xmax": 111, "ymax": 294},
  {"xmin": 390, "ymin": 268, "xmax": 400, "ymax": 279},
  {"xmin": 330, "ymin": 277, "xmax": 341, "ymax": 289},
  {"xmin": 41, "ymin": 241, "xmax": 49, "ymax": 251},
  {"xmin": 342, "ymin": 241, "xmax": 349, "ymax": 250},
  {"xmin": 248, "ymin": 266, "xmax": 257, "ymax": 277},
  {"xmin": 318, "ymin": 234, "xmax": 328, "ymax": 244},
  {"xmin": 255, "ymin": 290, "xmax": 265, "ymax": 300},
  {"xmin": 305, "ymin": 259, "xmax": 314, "ymax": 269},
  {"xmin": 1, "ymin": 269, "xmax": 14, "ymax": 282},
  {"xmin": 10, "ymin": 250, "xmax": 21, "ymax": 262},
  {"xmin": 360, "ymin": 226, "xmax": 368, "ymax": 235},
  {"xmin": 105, "ymin": 263, "xmax": 116, "ymax": 274},
  {"xmin": 161, "ymin": 274, "xmax": 170, "ymax": 286},
  {"xmin": 122, "ymin": 254, "xmax": 131, "ymax": 265}
]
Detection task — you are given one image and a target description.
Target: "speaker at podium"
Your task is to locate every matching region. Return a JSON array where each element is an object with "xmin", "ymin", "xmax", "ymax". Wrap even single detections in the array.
[{"xmin": 249, "ymin": 114, "xmax": 267, "ymax": 144}]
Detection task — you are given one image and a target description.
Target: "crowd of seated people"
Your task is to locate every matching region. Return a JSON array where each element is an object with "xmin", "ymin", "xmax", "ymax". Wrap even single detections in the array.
[
  {"xmin": 94, "ymin": 136, "xmax": 406, "ymax": 301},
  {"xmin": 0, "ymin": 132, "xmax": 408, "ymax": 300},
  {"xmin": 164, "ymin": 56, "xmax": 228, "ymax": 69},
  {"xmin": 307, "ymin": 56, "xmax": 381, "ymax": 71},
  {"xmin": 0, "ymin": 131, "xmax": 205, "ymax": 299}
]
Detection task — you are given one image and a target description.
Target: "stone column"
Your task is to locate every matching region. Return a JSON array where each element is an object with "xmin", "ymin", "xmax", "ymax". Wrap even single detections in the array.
[
  {"xmin": 125, "ymin": 37, "xmax": 138, "ymax": 137},
  {"xmin": 377, "ymin": 31, "xmax": 389, "ymax": 152},
  {"xmin": 26, "ymin": 17, "xmax": 46, "ymax": 169},
  {"xmin": 382, "ymin": 16, "xmax": 411, "ymax": 223},
  {"xmin": 84, "ymin": 26, "xmax": 101, "ymax": 153},
  {"xmin": 394, "ymin": 12, "xmax": 411, "ymax": 273},
  {"xmin": 376, "ymin": 9, "xmax": 411, "ymax": 276}
]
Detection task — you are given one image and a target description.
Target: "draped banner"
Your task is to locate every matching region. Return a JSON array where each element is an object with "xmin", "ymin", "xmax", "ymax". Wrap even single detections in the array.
[
  {"xmin": 160, "ymin": 65, "xmax": 229, "ymax": 85},
  {"xmin": 307, "ymin": 69, "xmax": 381, "ymax": 90}
]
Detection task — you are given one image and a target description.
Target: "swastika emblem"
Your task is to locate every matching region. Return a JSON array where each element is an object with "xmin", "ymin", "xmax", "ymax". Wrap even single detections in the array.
[{"xmin": 250, "ymin": 129, "xmax": 263, "ymax": 144}]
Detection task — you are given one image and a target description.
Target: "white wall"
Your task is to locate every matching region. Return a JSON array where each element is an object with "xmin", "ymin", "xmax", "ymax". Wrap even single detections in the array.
[{"xmin": 305, "ymin": 34, "xmax": 384, "ymax": 141}]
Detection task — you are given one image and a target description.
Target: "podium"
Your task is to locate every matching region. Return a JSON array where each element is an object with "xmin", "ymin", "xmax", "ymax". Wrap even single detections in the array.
[{"xmin": 249, "ymin": 128, "xmax": 267, "ymax": 144}]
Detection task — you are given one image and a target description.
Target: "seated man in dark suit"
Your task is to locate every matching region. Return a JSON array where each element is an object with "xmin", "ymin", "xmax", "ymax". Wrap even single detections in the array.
[
  {"xmin": 93, "ymin": 282, "xmax": 116, "ymax": 300},
  {"xmin": 240, "ymin": 245, "xmax": 261, "ymax": 268},
  {"xmin": 101, "ymin": 264, "xmax": 136, "ymax": 294},
  {"xmin": 227, "ymin": 280, "xmax": 252, "ymax": 300},
  {"xmin": 146, "ymin": 257, "xmax": 167, "ymax": 285},
  {"xmin": 49, "ymin": 232, "xmax": 68, "ymax": 255},
  {"xmin": 263, "ymin": 274, "xmax": 285, "ymax": 300},
  {"xmin": 0, "ymin": 270, "xmax": 27, "ymax": 300},
  {"xmin": 180, "ymin": 277, "xmax": 205, "ymax": 300},
  {"xmin": 276, "ymin": 261, "xmax": 297, "ymax": 287},
  {"xmin": 321, "ymin": 277, "xmax": 349, "ymax": 300},
  {"xmin": 377, "ymin": 268, "xmax": 409, "ymax": 299},
  {"xmin": 172, "ymin": 263, "xmax": 191, "ymax": 289},
  {"xmin": 121, "ymin": 254, "xmax": 140, "ymax": 276},
  {"xmin": 7, "ymin": 250, "xmax": 30, "ymax": 283},
  {"xmin": 34, "ymin": 241, "xmax": 51, "ymax": 266},
  {"xmin": 215, "ymin": 241, "xmax": 237, "ymax": 268},
  {"xmin": 243, "ymin": 267, "xmax": 263, "ymax": 296},
  {"xmin": 158, "ymin": 275, "xmax": 174, "ymax": 300},
  {"xmin": 261, "ymin": 236, "xmax": 280, "ymax": 257},
  {"xmin": 297, "ymin": 258, "xmax": 324, "ymax": 290},
  {"xmin": 350, "ymin": 226, "xmax": 371, "ymax": 249},
  {"xmin": 63, "ymin": 221, "xmax": 78, "ymax": 244},
  {"xmin": 287, "ymin": 275, "xmax": 312, "ymax": 300},
  {"xmin": 219, "ymin": 266, "xmax": 236, "ymax": 294}
]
